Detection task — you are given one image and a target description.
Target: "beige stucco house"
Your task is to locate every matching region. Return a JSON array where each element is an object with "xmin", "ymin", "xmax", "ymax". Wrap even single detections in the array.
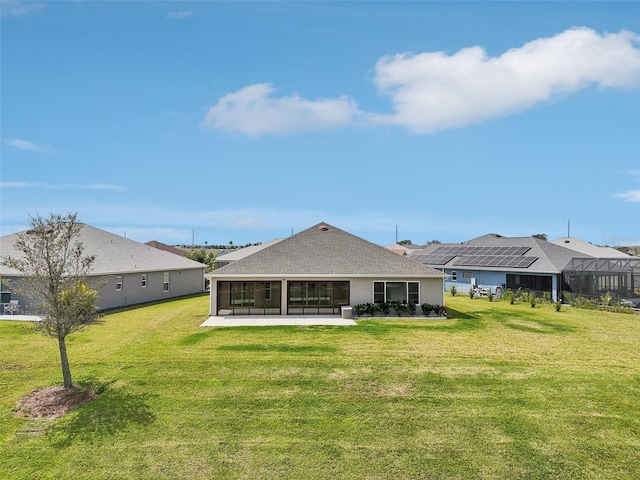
[{"xmin": 207, "ymin": 222, "xmax": 447, "ymax": 317}]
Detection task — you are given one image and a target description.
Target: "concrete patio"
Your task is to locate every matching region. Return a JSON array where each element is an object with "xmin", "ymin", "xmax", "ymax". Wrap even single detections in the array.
[
  {"xmin": 0, "ymin": 314, "xmax": 42, "ymax": 322},
  {"xmin": 200, "ymin": 315, "xmax": 356, "ymax": 327}
]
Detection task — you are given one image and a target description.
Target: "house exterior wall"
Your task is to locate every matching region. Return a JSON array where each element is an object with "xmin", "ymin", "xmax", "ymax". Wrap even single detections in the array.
[
  {"xmin": 2, "ymin": 268, "xmax": 205, "ymax": 313},
  {"xmin": 443, "ymin": 268, "xmax": 560, "ymax": 301},
  {"xmin": 350, "ymin": 277, "xmax": 445, "ymax": 306},
  {"xmin": 444, "ymin": 269, "xmax": 507, "ymax": 294},
  {"xmin": 94, "ymin": 269, "xmax": 204, "ymax": 310},
  {"xmin": 209, "ymin": 276, "xmax": 445, "ymax": 316}
]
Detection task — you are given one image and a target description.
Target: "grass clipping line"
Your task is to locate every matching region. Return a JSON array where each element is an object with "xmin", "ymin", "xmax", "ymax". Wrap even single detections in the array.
[{"xmin": 14, "ymin": 386, "xmax": 97, "ymax": 420}]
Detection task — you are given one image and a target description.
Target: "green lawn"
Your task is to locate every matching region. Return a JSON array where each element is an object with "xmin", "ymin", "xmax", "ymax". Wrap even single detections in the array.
[{"xmin": 1, "ymin": 294, "xmax": 639, "ymax": 479}]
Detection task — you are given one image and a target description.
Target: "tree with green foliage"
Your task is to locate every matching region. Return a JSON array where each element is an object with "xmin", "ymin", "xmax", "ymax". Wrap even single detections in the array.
[
  {"xmin": 1, "ymin": 213, "xmax": 101, "ymax": 388},
  {"xmin": 186, "ymin": 248, "xmax": 217, "ymax": 273}
]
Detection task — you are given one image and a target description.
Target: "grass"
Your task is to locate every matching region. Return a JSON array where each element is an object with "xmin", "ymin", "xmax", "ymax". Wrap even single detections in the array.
[{"xmin": 1, "ymin": 294, "xmax": 639, "ymax": 479}]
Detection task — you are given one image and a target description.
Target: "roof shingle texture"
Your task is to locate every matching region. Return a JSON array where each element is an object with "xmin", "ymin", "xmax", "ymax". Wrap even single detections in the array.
[
  {"xmin": 211, "ymin": 222, "xmax": 446, "ymax": 277},
  {"xmin": 1, "ymin": 224, "xmax": 204, "ymax": 276},
  {"xmin": 411, "ymin": 234, "xmax": 586, "ymax": 274}
]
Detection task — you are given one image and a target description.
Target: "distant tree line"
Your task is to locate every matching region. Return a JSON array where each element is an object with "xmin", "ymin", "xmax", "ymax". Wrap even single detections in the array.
[{"xmin": 177, "ymin": 242, "xmax": 263, "ymax": 250}]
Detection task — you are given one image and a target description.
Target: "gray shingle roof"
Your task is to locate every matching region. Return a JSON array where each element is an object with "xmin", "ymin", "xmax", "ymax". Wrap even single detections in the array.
[
  {"xmin": 550, "ymin": 237, "xmax": 632, "ymax": 258},
  {"xmin": 209, "ymin": 222, "xmax": 446, "ymax": 278},
  {"xmin": 1, "ymin": 224, "xmax": 205, "ymax": 276},
  {"xmin": 215, "ymin": 238, "xmax": 284, "ymax": 262},
  {"xmin": 410, "ymin": 233, "xmax": 584, "ymax": 274}
]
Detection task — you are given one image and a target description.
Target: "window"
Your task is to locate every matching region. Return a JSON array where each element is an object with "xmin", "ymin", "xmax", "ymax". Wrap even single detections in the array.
[
  {"xmin": 287, "ymin": 281, "xmax": 349, "ymax": 314},
  {"xmin": 451, "ymin": 271, "xmax": 457, "ymax": 281},
  {"xmin": 141, "ymin": 273, "xmax": 147, "ymax": 288},
  {"xmin": 373, "ymin": 281, "xmax": 385, "ymax": 303},
  {"xmin": 373, "ymin": 281, "xmax": 420, "ymax": 303},
  {"xmin": 163, "ymin": 272, "xmax": 170, "ymax": 292},
  {"xmin": 231, "ymin": 282, "xmax": 255, "ymax": 306},
  {"xmin": 116, "ymin": 276, "xmax": 123, "ymax": 291},
  {"xmin": 217, "ymin": 281, "xmax": 282, "ymax": 314},
  {"xmin": 463, "ymin": 271, "xmax": 472, "ymax": 278},
  {"xmin": 408, "ymin": 282, "xmax": 419, "ymax": 304}
]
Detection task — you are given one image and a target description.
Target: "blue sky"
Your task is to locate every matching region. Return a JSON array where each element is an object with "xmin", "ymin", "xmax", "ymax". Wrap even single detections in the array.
[{"xmin": 1, "ymin": 1, "xmax": 639, "ymax": 247}]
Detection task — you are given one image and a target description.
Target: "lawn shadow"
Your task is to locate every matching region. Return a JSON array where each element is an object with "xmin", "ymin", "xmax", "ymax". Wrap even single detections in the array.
[
  {"xmin": 180, "ymin": 329, "xmax": 217, "ymax": 346},
  {"xmin": 47, "ymin": 381, "xmax": 156, "ymax": 446},
  {"xmin": 504, "ymin": 318, "xmax": 577, "ymax": 334},
  {"xmin": 218, "ymin": 344, "xmax": 338, "ymax": 354},
  {"xmin": 356, "ymin": 308, "xmax": 484, "ymax": 335}
]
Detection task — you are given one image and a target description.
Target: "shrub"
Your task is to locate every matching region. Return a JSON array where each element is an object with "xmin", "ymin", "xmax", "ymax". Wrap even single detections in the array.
[
  {"xmin": 529, "ymin": 293, "xmax": 537, "ymax": 308},
  {"xmin": 421, "ymin": 303, "xmax": 434, "ymax": 316},
  {"xmin": 542, "ymin": 291, "xmax": 552, "ymax": 304},
  {"xmin": 504, "ymin": 290, "xmax": 515, "ymax": 305},
  {"xmin": 354, "ymin": 303, "xmax": 380, "ymax": 317},
  {"xmin": 562, "ymin": 291, "xmax": 574, "ymax": 305},
  {"xmin": 487, "ymin": 291, "xmax": 494, "ymax": 302},
  {"xmin": 600, "ymin": 291, "xmax": 613, "ymax": 309},
  {"xmin": 554, "ymin": 301, "xmax": 562, "ymax": 312},
  {"xmin": 469, "ymin": 289, "xmax": 475, "ymax": 299},
  {"xmin": 354, "ymin": 304, "xmax": 367, "ymax": 316},
  {"xmin": 393, "ymin": 302, "xmax": 409, "ymax": 316},
  {"xmin": 407, "ymin": 302, "xmax": 417, "ymax": 317},
  {"xmin": 379, "ymin": 302, "xmax": 391, "ymax": 316},
  {"xmin": 434, "ymin": 305, "xmax": 447, "ymax": 317},
  {"xmin": 450, "ymin": 285, "xmax": 457, "ymax": 297},
  {"xmin": 365, "ymin": 303, "xmax": 381, "ymax": 316}
]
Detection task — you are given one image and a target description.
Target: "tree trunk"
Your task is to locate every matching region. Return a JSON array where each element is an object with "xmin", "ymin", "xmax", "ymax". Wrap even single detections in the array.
[{"xmin": 58, "ymin": 336, "xmax": 73, "ymax": 388}]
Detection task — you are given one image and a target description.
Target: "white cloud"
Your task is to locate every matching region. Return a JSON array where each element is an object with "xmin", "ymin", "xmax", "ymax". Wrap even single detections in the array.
[
  {"xmin": 204, "ymin": 28, "xmax": 640, "ymax": 136},
  {"xmin": 3, "ymin": 138, "xmax": 57, "ymax": 153},
  {"xmin": 613, "ymin": 190, "xmax": 640, "ymax": 202},
  {"xmin": 0, "ymin": 0, "xmax": 45, "ymax": 17},
  {"xmin": 202, "ymin": 83, "xmax": 361, "ymax": 137},
  {"xmin": 0, "ymin": 181, "xmax": 125, "ymax": 191},
  {"xmin": 166, "ymin": 11, "xmax": 192, "ymax": 20},
  {"xmin": 372, "ymin": 27, "xmax": 640, "ymax": 133}
]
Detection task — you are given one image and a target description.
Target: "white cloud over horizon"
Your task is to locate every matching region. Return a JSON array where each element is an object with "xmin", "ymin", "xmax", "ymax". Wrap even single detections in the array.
[
  {"xmin": 202, "ymin": 84, "xmax": 361, "ymax": 137},
  {"xmin": 613, "ymin": 190, "xmax": 640, "ymax": 202},
  {"xmin": 0, "ymin": 0, "xmax": 45, "ymax": 18},
  {"xmin": 166, "ymin": 11, "xmax": 193, "ymax": 20},
  {"xmin": 1, "ymin": 181, "xmax": 125, "ymax": 191},
  {"xmin": 203, "ymin": 27, "xmax": 640, "ymax": 136},
  {"xmin": 3, "ymin": 138, "xmax": 57, "ymax": 153}
]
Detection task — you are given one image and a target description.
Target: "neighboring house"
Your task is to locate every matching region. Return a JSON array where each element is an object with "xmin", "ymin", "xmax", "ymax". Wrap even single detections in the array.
[
  {"xmin": 214, "ymin": 238, "xmax": 284, "ymax": 269},
  {"xmin": 562, "ymin": 255, "xmax": 640, "ymax": 304},
  {"xmin": 549, "ymin": 238, "xmax": 639, "ymax": 303},
  {"xmin": 408, "ymin": 233, "xmax": 583, "ymax": 301},
  {"xmin": 550, "ymin": 237, "xmax": 632, "ymax": 258},
  {"xmin": 1, "ymin": 224, "xmax": 206, "ymax": 311},
  {"xmin": 384, "ymin": 243, "xmax": 410, "ymax": 256},
  {"xmin": 145, "ymin": 240, "xmax": 189, "ymax": 257},
  {"xmin": 207, "ymin": 222, "xmax": 447, "ymax": 317}
]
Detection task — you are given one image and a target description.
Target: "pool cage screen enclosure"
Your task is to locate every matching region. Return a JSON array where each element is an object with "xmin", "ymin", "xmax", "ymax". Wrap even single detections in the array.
[{"xmin": 562, "ymin": 257, "xmax": 640, "ymax": 301}]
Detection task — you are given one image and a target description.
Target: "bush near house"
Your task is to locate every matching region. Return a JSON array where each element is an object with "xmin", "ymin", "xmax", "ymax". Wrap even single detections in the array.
[{"xmin": 563, "ymin": 291, "xmax": 634, "ymax": 314}]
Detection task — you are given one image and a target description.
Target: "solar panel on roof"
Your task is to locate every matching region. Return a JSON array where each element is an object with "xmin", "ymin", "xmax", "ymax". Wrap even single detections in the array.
[
  {"xmin": 515, "ymin": 257, "xmax": 537, "ymax": 268},
  {"xmin": 453, "ymin": 255, "xmax": 539, "ymax": 268},
  {"xmin": 410, "ymin": 253, "xmax": 456, "ymax": 265}
]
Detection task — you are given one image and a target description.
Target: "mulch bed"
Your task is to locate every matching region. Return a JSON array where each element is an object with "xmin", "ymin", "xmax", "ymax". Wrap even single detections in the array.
[{"xmin": 14, "ymin": 386, "xmax": 97, "ymax": 420}]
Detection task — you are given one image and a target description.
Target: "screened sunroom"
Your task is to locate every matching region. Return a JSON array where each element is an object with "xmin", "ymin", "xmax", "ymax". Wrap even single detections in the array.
[{"xmin": 562, "ymin": 257, "xmax": 640, "ymax": 303}]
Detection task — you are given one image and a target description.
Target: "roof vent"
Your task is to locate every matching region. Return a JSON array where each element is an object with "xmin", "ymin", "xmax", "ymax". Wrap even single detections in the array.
[
  {"xmin": 318, "ymin": 224, "xmax": 329, "ymax": 231},
  {"xmin": 564, "ymin": 240, "xmax": 570, "ymax": 244}
]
